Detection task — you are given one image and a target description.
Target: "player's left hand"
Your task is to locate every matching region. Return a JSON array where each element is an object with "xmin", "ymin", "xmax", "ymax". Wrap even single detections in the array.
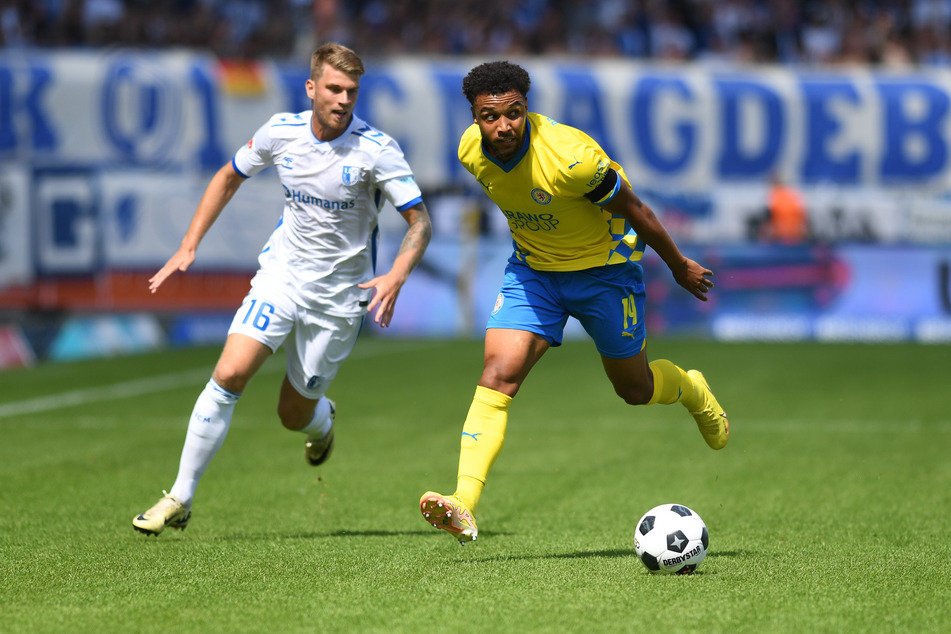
[
  {"xmin": 673, "ymin": 258, "xmax": 714, "ymax": 301},
  {"xmin": 358, "ymin": 273, "xmax": 404, "ymax": 327}
]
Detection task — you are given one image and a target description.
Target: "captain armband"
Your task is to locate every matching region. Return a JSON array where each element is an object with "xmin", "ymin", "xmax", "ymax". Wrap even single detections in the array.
[{"xmin": 583, "ymin": 168, "xmax": 620, "ymax": 205}]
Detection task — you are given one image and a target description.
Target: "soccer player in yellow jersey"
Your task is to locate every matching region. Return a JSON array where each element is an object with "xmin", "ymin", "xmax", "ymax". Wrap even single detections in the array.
[{"xmin": 420, "ymin": 61, "xmax": 729, "ymax": 544}]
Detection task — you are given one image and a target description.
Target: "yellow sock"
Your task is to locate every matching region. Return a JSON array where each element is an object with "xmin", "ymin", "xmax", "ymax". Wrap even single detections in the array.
[
  {"xmin": 647, "ymin": 359, "xmax": 701, "ymax": 410},
  {"xmin": 455, "ymin": 385, "xmax": 511, "ymax": 514}
]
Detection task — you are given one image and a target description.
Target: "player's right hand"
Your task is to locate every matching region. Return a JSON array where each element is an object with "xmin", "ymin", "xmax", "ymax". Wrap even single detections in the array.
[{"xmin": 148, "ymin": 248, "xmax": 196, "ymax": 293}]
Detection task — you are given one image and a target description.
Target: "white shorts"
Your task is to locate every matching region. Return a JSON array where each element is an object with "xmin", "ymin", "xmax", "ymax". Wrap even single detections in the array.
[{"xmin": 227, "ymin": 284, "xmax": 363, "ymax": 400}]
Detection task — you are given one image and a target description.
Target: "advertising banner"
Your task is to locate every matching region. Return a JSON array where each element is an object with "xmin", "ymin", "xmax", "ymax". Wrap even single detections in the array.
[
  {"xmin": 2, "ymin": 51, "xmax": 950, "ymax": 341},
  {"xmin": 6, "ymin": 52, "xmax": 951, "ymax": 188},
  {"xmin": 377, "ymin": 237, "xmax": 951, "ymax": 343}
]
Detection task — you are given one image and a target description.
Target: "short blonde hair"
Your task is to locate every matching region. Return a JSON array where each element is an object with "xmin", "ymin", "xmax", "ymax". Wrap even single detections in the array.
[{"xmin": 310, "ymin": 43, "xmax": 365, "ymax": 81}]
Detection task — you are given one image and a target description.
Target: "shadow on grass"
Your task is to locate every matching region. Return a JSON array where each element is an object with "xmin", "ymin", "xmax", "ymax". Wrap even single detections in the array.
[
  {"xmin": 207, "ymin": 529, "xmax": 514, "ymax": 541},
  {"xmin": 464, "ymin": 548, "xmax": 634, "ymax": 563},
  {"xmin": 707, "ymin": 550, "xmax": 747, "ymax": 558},
  {"xmin": 466, "ymin": 547, "xmax": 752, "ymax": 566},
  {"xmin": 204, "ymin": 531, "xmax": 752, "ymax": 565}
]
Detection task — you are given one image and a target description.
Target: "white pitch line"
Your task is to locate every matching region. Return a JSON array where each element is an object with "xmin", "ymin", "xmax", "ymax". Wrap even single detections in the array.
[
  {"xmin": 0, "ymin": 341, "xmax": 448, "ymax": 420},
  {"xmin": 0, "ymin": 367, "xmax": 213, "ymax": 419}
]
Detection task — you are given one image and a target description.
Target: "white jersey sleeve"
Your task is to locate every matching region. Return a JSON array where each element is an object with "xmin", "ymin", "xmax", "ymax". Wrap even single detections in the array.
[
  {"xmin": 233, "ymin": 112, "xmax": 310, "ymax": 178},
  {"xmin": 383, "ymin": 175, "xmax": 424, "ymax": 212},
  {"xmin": 351, "ymin": 127, "xmax": 422, "ymax": 212}
]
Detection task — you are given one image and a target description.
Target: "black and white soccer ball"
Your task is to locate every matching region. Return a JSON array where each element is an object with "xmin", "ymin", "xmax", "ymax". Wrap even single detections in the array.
[{"xmin": 634, "ymin": 503, "xmax": 709, "ymax": 575}]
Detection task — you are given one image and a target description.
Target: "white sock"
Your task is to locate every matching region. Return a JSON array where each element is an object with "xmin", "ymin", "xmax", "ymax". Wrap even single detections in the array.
[
  {"xmin": 298, "ymin": 396, "xmax": 333, "ymax": 436},
  {"xmin": 169, "ymin": 379, "xmax": 240, "ymax": 506}
]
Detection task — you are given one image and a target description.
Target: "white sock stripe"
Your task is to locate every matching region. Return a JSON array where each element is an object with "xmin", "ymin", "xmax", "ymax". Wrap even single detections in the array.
[{"xmin": 208, "ymin": 378, "xmax": 241, "ymax": 403}]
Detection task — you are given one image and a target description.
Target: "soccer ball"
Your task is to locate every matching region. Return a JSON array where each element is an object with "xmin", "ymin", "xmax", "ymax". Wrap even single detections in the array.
[{"xmin": 634, "ymin": 503, "xmax": 709, "ymax": 575}]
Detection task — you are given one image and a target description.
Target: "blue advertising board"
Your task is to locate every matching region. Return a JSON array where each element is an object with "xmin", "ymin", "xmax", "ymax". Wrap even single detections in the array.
[{"xmin": 2, "ymin": 51, "xmax": 950, "ymax": 342}]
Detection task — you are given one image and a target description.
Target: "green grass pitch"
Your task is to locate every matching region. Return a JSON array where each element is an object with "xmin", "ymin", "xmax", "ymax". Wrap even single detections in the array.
[{"xmin": 1, "ymin": 336, "xmax": 949, "ymax": 632}]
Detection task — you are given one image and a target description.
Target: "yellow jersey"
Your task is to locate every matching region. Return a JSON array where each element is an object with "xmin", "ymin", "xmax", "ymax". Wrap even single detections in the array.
[{"xmin": 458, "ymin": 112, "xmax": 644, "ymax": 271}]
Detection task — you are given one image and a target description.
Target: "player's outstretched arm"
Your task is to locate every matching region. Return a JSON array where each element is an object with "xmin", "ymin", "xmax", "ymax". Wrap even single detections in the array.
[
  {"xmin": 149, "ymin": 164, "xmax": 245, "ymax": 293},
  {"xmin": 605, "ymin": 182, "xmax": 713, "ymax": 302},
  {"xmin": 359, "ymin": 202, "xmax": 432, "ymax": 327}
]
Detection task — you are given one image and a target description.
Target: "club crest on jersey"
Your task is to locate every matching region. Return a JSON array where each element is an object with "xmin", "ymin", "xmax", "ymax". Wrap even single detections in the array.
[
  {"xmin": 530, "ymin": 188, "xmax": 552, "ymax": 205},
  {"xmin": 342, "ymin": 165, "xmax": 363, "ymax": 185},
  {"xmin": 492, "ymin": 293, "xmax": 504, "ymax": 315}
]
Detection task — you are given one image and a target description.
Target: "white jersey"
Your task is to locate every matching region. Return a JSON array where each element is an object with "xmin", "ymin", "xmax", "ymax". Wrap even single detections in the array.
[{"xmin": 232, "ymin": 111, "xmax": 423, "ymax": 317}]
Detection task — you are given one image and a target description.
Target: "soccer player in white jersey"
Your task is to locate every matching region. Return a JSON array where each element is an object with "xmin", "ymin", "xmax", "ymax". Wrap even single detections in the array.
[{"xmin": 133, "ymin": 43, "xmax": 432, "ymax": 536}]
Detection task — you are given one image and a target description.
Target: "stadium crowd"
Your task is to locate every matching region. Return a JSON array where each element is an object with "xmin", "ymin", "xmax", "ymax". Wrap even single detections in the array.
[{"xmin": 2, "ymin": 0, "xmax": 950, "ymax": 67}]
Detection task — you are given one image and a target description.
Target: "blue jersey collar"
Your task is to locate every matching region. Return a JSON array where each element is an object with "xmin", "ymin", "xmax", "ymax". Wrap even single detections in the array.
[{"xmin": 481, "ymin": 119, "xmax": 531, "ymax": 172}]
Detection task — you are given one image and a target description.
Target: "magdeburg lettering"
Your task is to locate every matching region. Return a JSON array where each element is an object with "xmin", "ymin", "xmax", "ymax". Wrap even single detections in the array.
[{"xmin": 3, "ymin": 54, "xmax": 951, "ymax": 190}]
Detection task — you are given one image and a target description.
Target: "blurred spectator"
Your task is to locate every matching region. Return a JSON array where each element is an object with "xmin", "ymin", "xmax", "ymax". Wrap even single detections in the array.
[
  {"xmin": 647, "ymin": 3, "xmax": 695, "ymax": 60},
  {"xmin": 0, "ymin": 0, "xmax": 939, "ymax": 68}
]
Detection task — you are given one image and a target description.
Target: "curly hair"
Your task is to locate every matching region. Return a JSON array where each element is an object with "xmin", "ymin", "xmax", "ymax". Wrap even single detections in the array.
[{"xmin": 462, "ymin": 61, "xmax": 531, "ymax": 105}]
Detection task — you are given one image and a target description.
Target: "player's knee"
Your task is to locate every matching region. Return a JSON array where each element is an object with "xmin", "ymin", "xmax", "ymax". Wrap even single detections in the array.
[
  {"xmin": 212, "ymin": 363, "xmax": 250, "ymax": 394},
  {"xmin": 478, "ymin": 368, "xmax": 521, "ymax": 397}
]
